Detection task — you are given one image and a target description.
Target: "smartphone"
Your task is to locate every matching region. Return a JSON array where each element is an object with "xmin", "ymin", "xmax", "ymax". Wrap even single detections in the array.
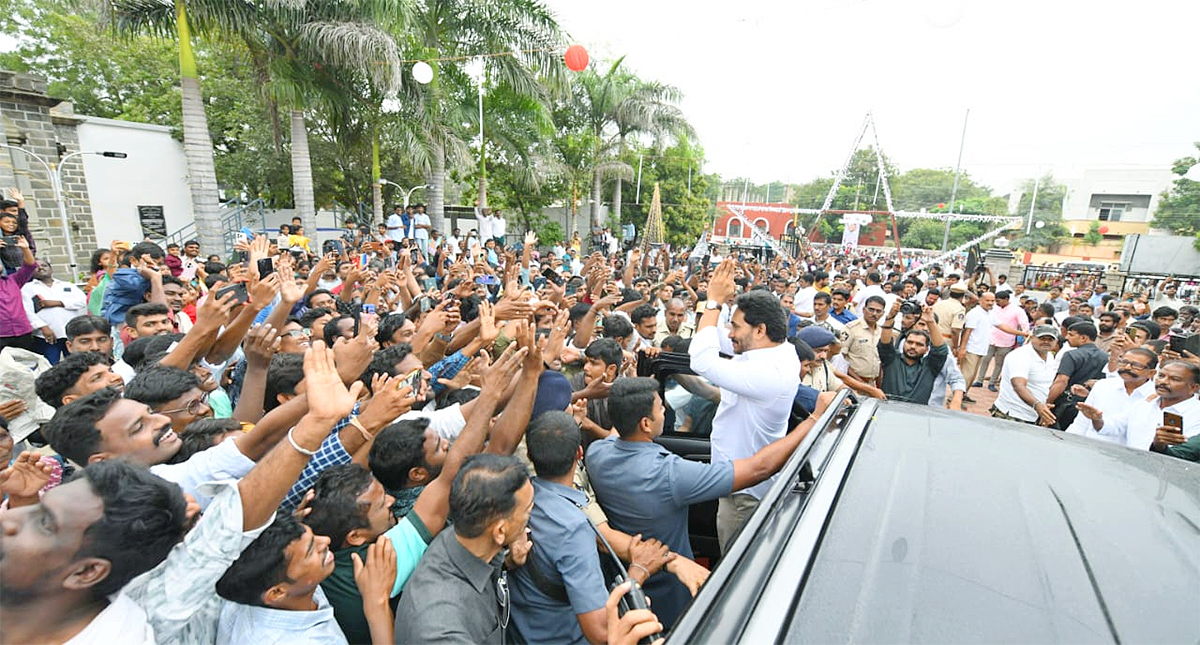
[
  {"xmin": 399, "ymin": 368, "xmax": 422, "ymax": 395},
  {"xmin": 541, "ymin": 267, "xmax": 564, "ymax": 286},
  {"xmin": 419, "ymin": 297, "xmax": 433, "ymax": 313},
  {"xmin": 1163, "ymin": 412, "xmax": 1183, "ymax": 429},
  {"xmin": 476, "ymin": 275, "xmax": 499, "ymax": 286},
  {"xmin": 214, "ymin": 282, "xmax": 249, "ymax": 306},
  {"xmin": 1, "ymin": 235, "xmax": 18, "ymax": 247},
  {"xmin": 256, "ymin": 257, "xmax": 274, "ymax": 278},
  {"xmin": 361, "ymin": 303, "xmax": 376, "ymax": 315}
]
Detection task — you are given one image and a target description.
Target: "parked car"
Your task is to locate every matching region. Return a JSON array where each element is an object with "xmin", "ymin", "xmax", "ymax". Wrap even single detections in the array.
[{"xmin": 645, "ymin": 357, "xmax": 1200, "ymax": 643}]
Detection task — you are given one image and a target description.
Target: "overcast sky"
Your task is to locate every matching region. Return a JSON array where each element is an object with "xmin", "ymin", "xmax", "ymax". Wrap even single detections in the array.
[{"xmin": 546, "ymin": 0, "xmax": 1200, "ymax": 196}]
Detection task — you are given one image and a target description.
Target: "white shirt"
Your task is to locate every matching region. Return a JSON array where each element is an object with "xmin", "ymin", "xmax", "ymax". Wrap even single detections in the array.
[
  {"xmin": 688, "ymin": 324, "xmax": 801, "ymax": 500},
  {"xmin": 492, "ymin": 216, "xmax": 507, "ymax": 238},
  {"xmin": 66, "ymin": 593, "xmax": 156, "ymax": 645},
  {"xmin": 1095, "ymin": 392, "xmax": 1200, "ymax": 450},
  {"xmin": 386, "ymin": 213, "xmax": 405, "ymax": 242},
  {"xmin": 477, "ymin": 213, "xmax": 495, "ymax": 241},
  {"xmin": 413, "ymin": 213, "xmax": 431, "ymax": 240},
  {"xmin": 150, "ymin": 437, "xmax": 255, "ymax": 510},
  {"xmin": 23, "ymin": 278, "xmax": 88, "ymax": 339},
  {"xmin": 1066, "ymin": 377, "xmax": 1157, "ymax": 445},
  {"xmin": 995, "ymin": 344, "xmax": 1059, "ymax": 422},
  {"xmin": 794, "ymin": 286, "xmax": 818, "ymax": 316},
  {"xmin": 854, "ymin": 284, "xmax": 886, "ymax": 317},
  {"xmin": 400, "ymin": 403, "xmax": 467, "ymax": 441},
  {"xmin": 963, "ymin": 306, "xmax": 995, "ymax": 355}
]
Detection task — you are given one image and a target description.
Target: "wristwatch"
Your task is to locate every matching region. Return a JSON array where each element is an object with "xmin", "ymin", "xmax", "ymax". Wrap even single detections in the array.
[{"xmin": 705, "ymin": 300, "xmax": 721, "ymax": 310}]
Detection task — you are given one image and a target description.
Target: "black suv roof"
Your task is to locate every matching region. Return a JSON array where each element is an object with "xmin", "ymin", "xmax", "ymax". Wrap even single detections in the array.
[{"xmin": 669, "ymin": 394, "xmax": 1200, "ymax": 643}]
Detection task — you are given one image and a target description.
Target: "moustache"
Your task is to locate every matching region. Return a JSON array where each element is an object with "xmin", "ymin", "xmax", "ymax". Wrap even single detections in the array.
[
  {"xmin": 1117, "ymin": 369, "xmax": 1136, "ymax": 378},
  {"xmin": 153, "ymin": 425, "xmax": 172, "ymax": 446}
]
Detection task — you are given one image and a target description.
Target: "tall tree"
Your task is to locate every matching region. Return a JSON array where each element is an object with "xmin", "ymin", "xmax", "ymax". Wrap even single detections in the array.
[
  {"xmin": 399, "ymin": 0, "xmax": 566, "ymax": 233},
  {"xmin": 106, "ymin": 0, "xmax": 260, "ymax": 251},
  {"xmin": 1010, "ymin": 174, "xmax": 1070, "ymax": 252},
  {"xmin": 1151, "ymin": 143, "xmax": 1200, "ymax": 236}
]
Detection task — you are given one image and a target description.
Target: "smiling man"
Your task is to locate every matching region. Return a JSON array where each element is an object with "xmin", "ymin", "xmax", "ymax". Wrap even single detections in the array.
[
  {"xmin": 1076, "ymin": 360, "xmax": 1200, "ymax": 450},
  {"xmin": 688, "ymin": 260, "xmax": 800, "ymax": 554},
  {"xmin": 35, "ymin": 351, "xmax": 125, "ymax": 409}
]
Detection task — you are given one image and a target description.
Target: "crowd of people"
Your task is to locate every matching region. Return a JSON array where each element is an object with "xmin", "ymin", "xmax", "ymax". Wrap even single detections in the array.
[{"xmin": 0, "ymin": 197, "xmax": 1198, "ymax": 644}]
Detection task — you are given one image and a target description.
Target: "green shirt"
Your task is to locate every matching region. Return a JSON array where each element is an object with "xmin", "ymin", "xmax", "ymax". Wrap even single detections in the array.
[
  {"xmin": 321, "ymin": 512, "xmax": 433, "ymax": 645},
  {"xmin": 1165, "ymin": 434, "xmax": 1200, "ymax": 462}
]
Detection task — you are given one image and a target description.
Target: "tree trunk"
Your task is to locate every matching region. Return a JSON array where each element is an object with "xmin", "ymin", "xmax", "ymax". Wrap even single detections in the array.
[
  {"xmin": 427, "ymin": 138, "xmax": 446, "ymax": 233},
  {"xmin": 289, "ymin": 108, "xmax": 317, "ymax": 238},
  {"xmin": 371, "ymin": 134, "xmax": 383, "ymax": 225},
  {"xmin": 613, "ymin": 177, "xmax": 622, "ymax": 223},
  {"xmin": 176, "ymin": 1, "xmax": 221, "ymax": 253},
  {"xmin": 591, "ymin": 169, "xmax": 603, "ymax": 229}
]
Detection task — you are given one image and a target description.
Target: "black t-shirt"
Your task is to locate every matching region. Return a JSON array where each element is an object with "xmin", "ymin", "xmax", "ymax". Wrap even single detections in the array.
[{"xmin": 1058, "ymin": 343, "xmax": 1108, "ymax": 388}]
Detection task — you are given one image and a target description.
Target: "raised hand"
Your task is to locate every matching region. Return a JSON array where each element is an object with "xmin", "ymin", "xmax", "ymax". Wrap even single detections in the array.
[
  {"xmin": 242, "ymin": 323, "xmax": 281, "ymax": 366},
  {"xmin": 196, "ymin": 289, "xmax": 240, "ymax": 333},
  {"xmin": 477, "ymin": 300, "xmax": 499, "ymax": 346},
  {"xmin": 480, "ymin": 342, "xmax": 527, "ymax": 394},
  {"xmin": 360, "ymin": 373, "xmax": 418, "ymax": 427},
  {"xmin": 250, "ymin": 272, "xmax": 281, "ymax": 306},
  {"xmin": 0, "ymin": 451, "xmax": 55, "ymax": 502},
  {"xmin": 353, "ymin": 535, "xmax": 398, "ymax": 608},
  {"xmin": 304, "ymin": 340, "xmax": 365, "ymax": 422}
]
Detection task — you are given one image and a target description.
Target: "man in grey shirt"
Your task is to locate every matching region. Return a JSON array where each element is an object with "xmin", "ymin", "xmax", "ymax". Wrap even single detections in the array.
[{"xmin": 395, "ymin": 454, "xmax": 534, "ymax": 644}]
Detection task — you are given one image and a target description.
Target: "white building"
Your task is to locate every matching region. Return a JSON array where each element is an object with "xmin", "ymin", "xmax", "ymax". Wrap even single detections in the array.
[
  {"xmin": 1060, "ymin": 166, "xmax": 1175, "ymax": 234},
  {"xmin": 76, "ymin": 115, "xmax": 195, "ymax": 245}
]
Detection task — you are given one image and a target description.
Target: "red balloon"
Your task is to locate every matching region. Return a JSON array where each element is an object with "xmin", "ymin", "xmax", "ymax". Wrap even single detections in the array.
[
  {"xmin": 564, "ymin": 44, "xmax": 589, "ymax": 72},
  {"xmin": 1098, "ymin": 225, "xmax": 1109, "ymax": 234}
]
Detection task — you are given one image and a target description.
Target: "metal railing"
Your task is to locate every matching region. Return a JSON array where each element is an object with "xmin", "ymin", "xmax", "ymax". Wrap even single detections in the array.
[{"xmin": 166, "ymin": 198, "xmax": 269, "ymax": 253}]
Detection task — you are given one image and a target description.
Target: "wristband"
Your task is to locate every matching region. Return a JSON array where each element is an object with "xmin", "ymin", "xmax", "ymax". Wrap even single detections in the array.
[
  {"xmin": 347, "ymin": 416, "xmax": 373, "ymax": 442},
  {"xmin": 435, "ymin": 332, "xmax": 453, "ymax": 342},
  {"xmin": 629, "ymin": 563, "xmax": 651, "ymax": 579},
  {"xmin": 286, "ymin": 428, "xmax": 318, "ymax": 456}
]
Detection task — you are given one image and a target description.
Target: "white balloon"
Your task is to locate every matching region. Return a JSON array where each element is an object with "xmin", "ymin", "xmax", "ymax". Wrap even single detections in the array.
[
  {"xmin": 1035, "ymin": 221, "xmax": 1045, "ymax": 229},
  {"xmin": 412, "ymin": 61, "xmax": 433, "ymax": 84}
]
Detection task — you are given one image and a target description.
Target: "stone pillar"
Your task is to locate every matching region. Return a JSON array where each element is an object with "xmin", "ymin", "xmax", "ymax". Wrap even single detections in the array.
[{"xmin": 0, "ymin": 71, "xmax": 97, "ymax": 282}]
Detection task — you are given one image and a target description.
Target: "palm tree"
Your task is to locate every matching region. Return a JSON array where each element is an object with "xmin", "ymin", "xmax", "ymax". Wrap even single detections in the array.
[
  {"xmin": 232, "ymin": 1, "xmax": 404, "ymax": 235},
  {"xmin": 107, "ymin": 0, "xmax": 257, "ymax": 251},
  {"xmin": 399, "ymin": 0, "xmax": 566, "ymax": 233},
  {"xmin": 608, "ymin": 77, "xmax": 691, "ymax": 222}
]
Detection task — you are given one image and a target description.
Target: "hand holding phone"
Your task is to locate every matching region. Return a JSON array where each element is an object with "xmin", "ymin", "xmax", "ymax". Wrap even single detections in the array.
[{"xmin": 1163, "ymin": 412, "xmax": 1183, "ymax": 429}]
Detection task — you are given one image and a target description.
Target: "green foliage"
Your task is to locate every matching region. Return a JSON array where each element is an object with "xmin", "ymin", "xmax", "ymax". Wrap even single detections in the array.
[
  {"xmin": 1083, "ymin": 221, "xmax": 1103, "ymax": 246},
  {"xmin": 1009, "ymin": 174, "xmax": 1070, "ymax": 252},
  {"xmin": 619, "ymin": 137, "xmax": 716, "ymax": 246},
  {"xmin": 1151, "ymin": 144, "xmax": 1200, "ymax": 236}
]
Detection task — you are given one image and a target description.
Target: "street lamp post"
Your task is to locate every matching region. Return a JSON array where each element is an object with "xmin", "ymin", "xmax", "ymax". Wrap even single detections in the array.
[
  {"xmin": 378, "ymin": 179, "xmax": 429, "ymax": 209},
  {"xmin": 0, "ymin": 143, "xmax": 126, "ymax": 278}
]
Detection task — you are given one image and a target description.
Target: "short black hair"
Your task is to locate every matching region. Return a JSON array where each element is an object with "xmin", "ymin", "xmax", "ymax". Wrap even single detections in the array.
[
  {"xmin": 1129, "ymin": 320, "xmax": 1162, "ymax": 340},
  {"xmin": 448, "ymin": 454, "xmax": 528, "ymax": 539},
  {"xmin": 44, "ymin": 387, "xmax": 123, "ymax": 467},
  {"xmin": 526, "ymin": 411, "xmax": 580, "ymax": 478},
  {"xmin": 265, "ymin": 353, "xmax": 305, "ymax": 412},
  {"xmin": 216, "ymin": 513, "xmax": 306, "ymax": 606},
  {"xmin": 298, "ymin": 307, "xmax": 333, "ymax": 331},
  {"xmin": 76, "ymin": 460, "xmax": 188, "ymax": 599},
  {"xmin": 606, "ymin": 377, "xmax": 659, "ymax": 439},
  {"xmin": 125, "ymin": 302, "xmax": 171, "ymax": 329},
  {"xmin": 65, "ymin": 314, "xmax": 111, "ymax": 340},
  {"xmin": 602, "ymin": 314, "xmax": 634, "ymax": 341},
  {"xmin": 630, "ymin": 303, "xmax": 657, "ymax": 326},
  {"xmin": 160, "ymin": 274, "xmax": 185, "ymax": 290},
  {"xmin": 376, "ymin": 313, "xmax": 409, "ymax": 345},
  {"xmin": 1124, "ymin": 346, "xmax": 1158, "ymax": 370},
  {"xmin": 360, "ymin": 343, "xmax": 413, "ymax": 391},
  {"xmin": 1098, "ymin": 311, "xmax": 1120, "ymax": 324},
  {"xmin": 584, "ymin": 338, "xmax": 623, "ymax": 368},
  {"xmin": 123, "ymin": 333, "xmax": 183, "ymax": 371},
  {"xmin": 813, "ymin": 292, "xmax": 832, "ymax": 305},
  {"xmin": 172, "ymin": 417, "xmax": 242, "ymax": 463},
  {"xmin": 1152, "ymin": 306, "xmax": 1178, "ymax": 320},
  {"xmin": 368, "ymin": 418, "xmax": 431, "ymax": 490},
  {"xmin": 1067, "ymin": 321, "xmax": 1098, "ymax": 340},
  {"xmin": 304, "ymin": 289, "xmax": 333, "ymax": 308},
  {"xmin": 124, "ymin": 365, "xmax": 200, "ymax": 409},
  {"xmin": 35, "ymin": 351, "xmax": 112, "ymax": 408},
  {"xmin": 1163, "ymin": 359, "xmax": 1200, "ymax": 385},
  {"xmin": 735, "ymin": 290, "xmax": 788, "ymax": 342},
  {"xmin": 864, "ymin": 295, "xmax": 886, "ymax": 309},
  {"xmin": 660, "ymin": 335, "xmax": 690, "ymax": 354},
  {"xmin": 304, "ymin": 464, "xmax": 376, "ymax": 548},
  {"xmin": 901, "ymin": 329, "xmax": 931, "ymax": 349},
  {"xmin": 323, "ymin": 314, "xmax": 355, "ymax": 346},
  {"xmin": 792, "ymin": 338, "xmax": 815, "ymax": 362},
  {"xmin": 831, "ymin": 288, "xmax": 851, "ymax": 300},
  {"xmin": 129, "ymin": 241, "xmax": 164, "ymax": 260}
]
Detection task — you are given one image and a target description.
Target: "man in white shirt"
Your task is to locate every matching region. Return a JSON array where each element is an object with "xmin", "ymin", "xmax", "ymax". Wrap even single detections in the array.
[
  {"xmin": 993, "ymin": 325, "xmax": 1060, "ymax": 425},
  {"xmin": 476, "ymin": 205, "xmax": 494, "ymax": 243},
  {"xmin": 22, "ymin": 258, "xmax": 87, "ymax": 363},
  {"xmin": 689, "ymin": 261, "xmax": 800, "ymax": 552},
  {"xmin": 412, "ymin": 203, "xmax": 431, "ymax": 254},
  {"xmin": 386, "ymin": 206, "xmax": 406, "ymax": 243},
  {"xmin": 1150, "ymin": 279, "xmax": 1187, "ymax": 311},
  {"xmin": 958, "ymin": 292, "xmax": 995, "ymax": 387},
  {"xmin": 1066, "ymin": 347, "xmax": 1158, "ymax": 444},
  {"xmin": 491, "ymin": 208, "xmax": 507, "ymax": 246},
  {"xmin": 793, "ymin": 273, "xmax": 818, "ymax": 318},
  {"xmin": 853, "ymin": 271, "xmax": 887, "ymax": 318},
  {"xmin": 1076, "ymin": 359, "xmax": 1200, "ymax": 450}
]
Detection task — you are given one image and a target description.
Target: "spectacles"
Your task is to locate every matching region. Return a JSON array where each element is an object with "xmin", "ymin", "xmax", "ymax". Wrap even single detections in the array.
[
  {"xmin": 1116, "ymin": 359, "xmax": 1151, "ymax": 370},
  {"xmin": 156, "ymin": 391, "xmax": 210, "ymax": 416},
  {"xmin": 284, "ymin": 329, "xmax": 310, "ymax": 338}
]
